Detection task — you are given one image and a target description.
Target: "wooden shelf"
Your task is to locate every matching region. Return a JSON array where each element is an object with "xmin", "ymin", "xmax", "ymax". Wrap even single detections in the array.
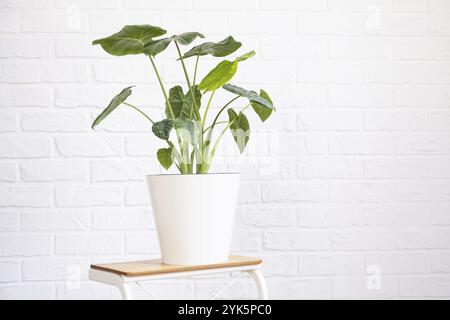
[{"xmin": 91, "ymin": 255, "xmax": 263, "ymax": 277}]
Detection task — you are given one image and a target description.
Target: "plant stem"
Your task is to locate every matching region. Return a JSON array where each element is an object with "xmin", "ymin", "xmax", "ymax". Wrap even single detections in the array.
[
  {"xmin": 199, "ymin": 89, "xmax": 215, "ymax": 174},
  {"xmin": 123, "ymin": 103, "xmax": 183, "ymax": 173},
  {"xmin": 193, "ymin": 54, "xmax": 200, "ymax": 86},
  {"xmin": 174, "ymin": 42, "xmax": 201, "ymax": 120},
  {"xmin": 206, "ymin": 104, "xmax": 251, "ymax": 170},
  {"xmin": 210, "ymin": 96, "xmax": 240, "ymax": 130},
  {"xmin": 147, "ymin": 55, "xmax": 175, "ymax": 119},
  {"xmin": 147, "ymin": 54, "xmax": 185, "ymax": 170},
  {"xmin": 200, "ymin": 97, "xmax": 239, "ymax": 173},
  {"xmin": 123, "ymin": 102, "xmax": 154, "ymax": 124},
  {"xmin": 241, "ymin": 104, "xmax": 251, "ymax": 112},
  {"xmin": 204, "ymin": 121, "xmax": 232, "ymax": 172},
  {"xmin": 203, "ymin": 121, "xmax": 228, "ymax": 134},
  {"xmin": 202, "ymin": 90, "xmax": 215, "ymax": 131}
]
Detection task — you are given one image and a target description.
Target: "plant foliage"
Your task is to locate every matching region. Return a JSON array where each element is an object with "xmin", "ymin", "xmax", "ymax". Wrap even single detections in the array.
[{"xmin": 91, "ymin": 25, "xmax": 275, "ymax": 174}]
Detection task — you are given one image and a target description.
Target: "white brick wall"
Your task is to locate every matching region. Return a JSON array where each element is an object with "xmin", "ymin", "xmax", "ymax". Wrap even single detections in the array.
[{"xmin": 1, "ymin": 0, "xmax": 450, "ymax": 300}]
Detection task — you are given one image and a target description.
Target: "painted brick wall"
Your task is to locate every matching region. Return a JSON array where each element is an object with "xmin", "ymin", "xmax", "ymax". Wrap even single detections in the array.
[{"xmin": 1, "ymin": 0, "xmax": 450, "ymax": 299}]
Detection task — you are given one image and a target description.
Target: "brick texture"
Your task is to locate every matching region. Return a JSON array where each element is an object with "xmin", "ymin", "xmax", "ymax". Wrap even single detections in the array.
[{"xmin": 0, "ymin": 0, "xmax": 449, "ymax": 299}]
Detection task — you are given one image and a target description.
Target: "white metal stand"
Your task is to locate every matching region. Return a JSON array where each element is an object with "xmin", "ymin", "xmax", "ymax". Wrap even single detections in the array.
[{"xmin": 89, "ymin": 263, "xmax": 268, "ymax": 300}]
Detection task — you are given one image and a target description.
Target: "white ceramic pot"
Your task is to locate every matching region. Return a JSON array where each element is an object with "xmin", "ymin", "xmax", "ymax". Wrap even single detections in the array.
[{"xmin": 147, "ymin": 173, "xmax": 240, "ymax": 266}]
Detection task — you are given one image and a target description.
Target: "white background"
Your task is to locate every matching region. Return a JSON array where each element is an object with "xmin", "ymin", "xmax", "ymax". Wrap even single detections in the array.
[{"xmin": 1, "ymin": 0, "xmax": 450, "ymax": 299}]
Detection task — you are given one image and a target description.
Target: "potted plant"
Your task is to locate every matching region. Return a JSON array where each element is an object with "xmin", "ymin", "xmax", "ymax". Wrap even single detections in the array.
[{"xmin": 91, "ymin": 25, "xmax": 275, "ymax": 265}]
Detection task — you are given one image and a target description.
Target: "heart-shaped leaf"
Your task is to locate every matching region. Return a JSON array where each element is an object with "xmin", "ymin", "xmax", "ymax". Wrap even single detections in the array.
[
  {"xmin": 198, "ymin": 51, "xmax": 255, "ymax": 92},
  {"xmin": 222, "ymin": 84, "xmax": 275, "ymax": 110},
  {"xmin": 92, "ymin": 25, "xmax": 167, "ymax": 56},
  {"xmin": 144, "ymin": 32, "xmax": 204, "ymax": 57},
  {"xmin": 157, "ymin": 147, "xmax": 173, "ymax": 170},
  {"xmin": 228, "ymin": 108, "xmax": 250, "ymax": 153},
  {"xmin": 165, "ymin": 85, "xmax": 202, "ymax": 119},
  {"xmin": 152, "ymin": 119, "xmax": 173, "ymax": 140},
  {"xmin": 251, "ymin": 89, "xmax": 273, "ymax": 122},
  {"xmin": 181, "ymin": 36, "xmax": 242, "ymax": 59},
  {"xmin": 198, "ymin": 60, "xmax": 238, "ymax": 92},
  {"xmin": 165, "ymin": 85, "xmax": 185, "ymax": 119},
  {"xmin": 91, "ymin": 86, "xmax": 134, "ymax": 129}
]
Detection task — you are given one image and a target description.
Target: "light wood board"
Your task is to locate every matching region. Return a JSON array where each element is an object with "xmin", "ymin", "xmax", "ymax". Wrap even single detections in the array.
[{"xmin": 91, "ymin": 255, "xmax": 263, "ymax": 277}]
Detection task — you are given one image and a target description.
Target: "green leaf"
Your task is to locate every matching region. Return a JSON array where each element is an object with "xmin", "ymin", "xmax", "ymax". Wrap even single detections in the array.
[
  {"xmin": 144, "ymin": 32, "xmax": 204, "ymax": 56},
  {"xmin": 92, "ymin": 25, "xmax": 167, "ymax": 56},
  {"xmin": 251, "ymin": 89, "xmax": 273, "ymax": 122},
  {"xmin": 181, "ymin": 36, "xmax": 242, "ymax": 59},
  {"xmin": 91, "ymin": 86, "xmax": 134, "ymax": 129},
  {"xmin": 152, "ymin": 119, "xmax": 173, "ymax": 140},
  {"xmin": 236, "ymin": 50, "xmax": 255, "ymax": 62},
  {"xmin": 198, "ymin": 60, "xmax": 238, "ymax": 92},
  {"xmin": 165, "ymin": 85, "xmax": 202, "ymax": 119},
  {"xmin": 222, "ymin": 84, "xmax": 275, "ymax": 110},
  {"xmin": 181, "ymin": 85, "xmax": 202, "ymax": 119},
  {"xmin": 165, "ymin": 86, "xmax": 185, "ymax": 119},
  {"xmin": 198, "ymin": 50, "xmax": 255, "ymax": 92},
  {"xmin": 228, "ymin": 109, "xmax": 250, "ymax": 153},
  {"xmin": 171, "ymin": 32, "xmax": 205, "ymax": 45},
  {"xmin": 157, "ymin": 148, "xmax": 173, "ymax": 170},
  {"xmin": 143, "ymin": 38, "xmax": 172, "ymax": 57}
]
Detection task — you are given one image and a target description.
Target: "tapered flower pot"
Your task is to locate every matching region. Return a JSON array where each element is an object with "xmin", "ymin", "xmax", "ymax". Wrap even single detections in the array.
[{"xmin": 147, "ymin": 173, "xmax": 240, "ymax": 266}]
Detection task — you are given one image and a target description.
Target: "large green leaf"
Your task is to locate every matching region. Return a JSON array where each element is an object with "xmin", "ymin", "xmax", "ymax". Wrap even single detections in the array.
[
  {"xmin": 152, "ymin": 119, "xmax": 173, "ymax": 140},
  {"xmin": 166, "ymin": 86, "xmax": 185, "ymax": 118},
  {"xmin": 251, "ymin": 89, "xmax": 273, "ymax": 122},
  {"xmin": 198, "ymin": 60, "xmax": 238, "ymax": 92},
  {"xmin": 182, "ymin": 85, "xmax": 202, "ymax": 119},
  {"xmin": 172, "ymin": 32, "xmax": 205, "ymax": 45},
  {"xmin": 198, "ymin": 51, "xmax": 255, "ymax": 92},
  {"xmin": 228, "ymin": 109, "xmax": 250, "ymax": 153},
  {"xmin": 144, "ymin": 32, "xmax": 204, "ymax": 56},
  {"xmin": 92, "ymin": 25, "xmax": 166, "ymax": 56},
  {"xmin": 222, "ymin": 84, "xmax": 275, "ymax": 110},
  {"xmin": 143, "ymin": 38, "xmax": 172, "ymax": 57},
  {"xmin": 165, "ymin": 85, "xmax": 202, "ymax": 119},
  {"xmin": 91, "ymin": 86, "xmax": 133, "ymax": 129},
  {"xmin": 157, "ymin": 147, "xmax": 173, "ymax": 170},
  {"xmin": 181, "ymin": 36, "xmax": 242, "ymax": 59}
]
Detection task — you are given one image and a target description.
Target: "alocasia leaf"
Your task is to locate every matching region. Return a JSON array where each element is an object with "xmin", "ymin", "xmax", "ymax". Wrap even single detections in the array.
[
  {"xmin": 157, "ymin": 147, "xmax": 173, "ymax": 170},
  {"xmin": 222, "ymin": 84, "xmax": 275, "ymax": 110},
  {"xmin": 91, "ymin": 86, "xmax": 134, "ymax": 129},
  {"xmin": 198, "ymin": 51, "xmax": 255, "ymax": 92},
  {"xmin": 92, "ymin": 25, "xmax": 167, "ymax": 56},
  {"xmin": 165, "ymin": 86, "xmax": 185, "ymax": 119},
  {"xmin": 198, "ymin": 60, "xmax": 238, "ymax": 92},
  {"xmin": 181, "ymin": 36, "xmax": 242, "ymax": 59},
  {"xmin": 181, "ymin": 85, "xmax": 202, "ymax": 119},
  {"xmin": 152, "ymin": 119, "xmax": 173, "ymax": 140},
  {"xmin": 172, "ymin": 32, "xmax": 205, "ymax": 45},
  {"xmin": 144, "ymin": 32, "xmax": 204, "ymax": 56},
  {"xmin": 251, "ymin": 89, "xmax": 274, "ymax": 122},
  {"xmin": 228, "ymin": 108, "xmax": 250, "ymax": 153},
  {"xmin": 165, "ymin": 85, "xmax": 202, "ymax": 119},
  {"xmin": 143, "ymin": 38, "xmax": 173, "ymax": 57}
]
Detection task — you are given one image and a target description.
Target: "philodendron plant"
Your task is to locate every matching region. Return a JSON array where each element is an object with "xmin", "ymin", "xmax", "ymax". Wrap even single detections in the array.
[{"xmin": 91, "ymin": 25, "xmax": 275, "ymax": 174}]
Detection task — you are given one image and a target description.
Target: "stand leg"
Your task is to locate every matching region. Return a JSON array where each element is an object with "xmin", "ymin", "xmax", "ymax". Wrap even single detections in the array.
[
  {"xmin": 247, "ymin": 269, "xmax": 268, "ymax": 300},
  {"xmin": 118, "ymin": 282, "xmax": 133, "ymax": 300}
]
